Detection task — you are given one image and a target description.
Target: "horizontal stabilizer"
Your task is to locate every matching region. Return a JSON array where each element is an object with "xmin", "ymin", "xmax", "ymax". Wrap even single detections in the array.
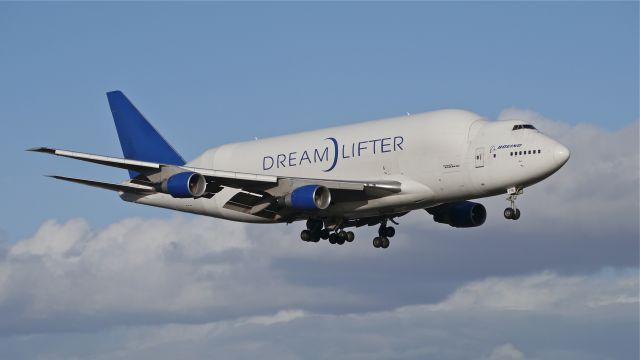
[{"xmin": 47, "ymin": 175, "xmax": 156, "ymax": 194}]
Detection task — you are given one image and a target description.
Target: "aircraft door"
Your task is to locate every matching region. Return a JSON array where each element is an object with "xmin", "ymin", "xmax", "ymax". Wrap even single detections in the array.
[{"xmin": 475, "ymin": 147, "xmax": 485, "ymax": 168}]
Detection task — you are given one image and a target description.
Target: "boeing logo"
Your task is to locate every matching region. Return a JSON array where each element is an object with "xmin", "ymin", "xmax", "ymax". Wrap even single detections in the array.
[
  {"xmin": 263, "ymin": 136, "xmax": 405, "ymax": 172},
  {"xmin": 491, "ymin": 143, "xmax": 523, "ymax": 153}
]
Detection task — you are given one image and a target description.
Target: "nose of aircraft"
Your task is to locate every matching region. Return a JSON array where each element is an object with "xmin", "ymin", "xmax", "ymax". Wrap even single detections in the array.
[{"xmin": 553, "ymin": 143, "xmax": 570, "ymax": 167}]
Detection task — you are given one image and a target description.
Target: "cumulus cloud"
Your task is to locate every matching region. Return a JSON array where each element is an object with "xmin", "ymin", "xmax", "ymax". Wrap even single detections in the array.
[
  {"xmin": 0, "ymin": 217, "xmax": 364, "ymax": 335},
  {"xmin": 2, "ymin": 270, "xmax": 635, "ymax": 360},
  {"xmin": 0, "ymin": 109, "xmax": 638, "ymax": 358},
  {"xmin": 482, "ymin": 344, "xmax": 526, "ymax": 360}
]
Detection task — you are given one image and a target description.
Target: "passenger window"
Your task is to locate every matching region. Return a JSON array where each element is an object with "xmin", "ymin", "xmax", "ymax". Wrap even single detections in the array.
[
  {"xmin": 538, "ymin": 149, "xmax": 541, "ymax": 154},
  {"xmin": 519, "ymin": 151, "xmax": 522, "ymax": 155},
  {"xmin": 528, "ymin": 150, "xmax": 531, "ymax": 154}
]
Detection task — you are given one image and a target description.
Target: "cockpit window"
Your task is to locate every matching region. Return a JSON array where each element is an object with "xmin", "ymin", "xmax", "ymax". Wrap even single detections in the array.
[{"xmin": 512, "ymin": 124, "xmax": 537, "ymax": 131}]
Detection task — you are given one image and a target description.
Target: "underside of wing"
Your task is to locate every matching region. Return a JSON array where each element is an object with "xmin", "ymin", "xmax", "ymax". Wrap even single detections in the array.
[{"xmin": 47, "ymin": 175, "xmax": 156, "ymax": 194}]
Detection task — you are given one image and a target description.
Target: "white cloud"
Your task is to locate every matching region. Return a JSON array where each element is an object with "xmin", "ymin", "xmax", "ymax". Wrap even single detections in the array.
[
  {"xmin": 424, "ymin": 270, "xmax": 638, "ymax": 313},
  {"xmin": 3, "ymin": 269, "xmax": 631, "ymax": 360},
  {"xmin": 0, "ymin": 216, "xmax": 361, "ymax": 334},
  {"xmin": 0, "ymin": 109, "xmax": 638, "ymax": 359},
  {"xmin": 482, "ymin": 344, "xmax": 526, "ymax": 360}
]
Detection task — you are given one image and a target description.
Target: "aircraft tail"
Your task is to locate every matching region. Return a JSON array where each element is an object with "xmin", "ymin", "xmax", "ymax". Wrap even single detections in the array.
[{"xmin": 106, "ymin": 91, "xmax": 185, "ymax": 178}]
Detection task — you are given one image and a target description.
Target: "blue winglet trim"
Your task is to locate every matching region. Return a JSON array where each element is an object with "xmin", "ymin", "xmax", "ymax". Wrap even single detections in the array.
[{"xmin": 106, "ymin": 91, "xmax": 185, "ymax": 178}]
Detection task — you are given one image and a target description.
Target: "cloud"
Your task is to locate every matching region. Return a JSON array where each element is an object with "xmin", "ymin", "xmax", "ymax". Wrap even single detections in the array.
[
  {"xmin": 0, "ymin": 217, "xmax": 364, "ymax": 335},
  {"xmin": 482, "ymin": 344, "xmax": 525, "ymax": 360},
  {"xmin": 0, "ymin": 109, "xmax": 638, "ymax": 358},
  {"xmin": 1, "ymin": 270, "xmax": 635, "ymax": 360}
]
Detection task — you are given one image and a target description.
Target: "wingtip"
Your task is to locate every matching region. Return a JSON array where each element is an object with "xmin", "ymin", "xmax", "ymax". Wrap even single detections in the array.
[{"xmin": 28, "ymin": 147, "xmax": 56, "ymax": 154}]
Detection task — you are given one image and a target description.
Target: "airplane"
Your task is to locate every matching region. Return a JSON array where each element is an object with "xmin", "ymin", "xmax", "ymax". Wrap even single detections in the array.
[{"xmin": 31, "ymin": 91, "xmax": 570, "ymax": 249}]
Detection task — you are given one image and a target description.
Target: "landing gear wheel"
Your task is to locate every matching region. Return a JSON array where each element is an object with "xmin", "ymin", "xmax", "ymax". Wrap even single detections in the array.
[
  {"xmin": 320, "ymin": 229, "xmax": 330, "ymax": 240},
  {"xmin": 311, "ymin": 231, "xmax": 321, "ymax": 242},
  {"xmin": 300, "ymin": 230, "xmax": 311, "ymax": 242},
  {"xmin": 329, "ymin": 233, "xmax": 338, "ymax": 244},
  {"xmin": 346, "ymin": 231, "xmax": 355, "ymax": 242},
  {"xmin": 381, "ymin": 237, "xmax": 390, "ymax": 249},
  {"xmin": 504, "ymin": 207, "xmax": 515, "ymax": 220},
  {"xmin": 504, "ymin": 208, "xmax": 521, "ymax": 220},
  {"xmin": 336, "ymin": 232, "xmax": 346, "ymax": 245},
  {"xmin": 385, "ymin": 226, "xmax": 395, "ymax": 238},
  {"xmin": 372, "ymin": 237, "xmax": 382, "ymax": 248}
]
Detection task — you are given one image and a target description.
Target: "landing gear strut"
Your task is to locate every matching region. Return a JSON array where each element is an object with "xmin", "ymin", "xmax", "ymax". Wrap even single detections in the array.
[{"xmin": 504, "ymin": 187, "xmax": 522, "ymax": 220}]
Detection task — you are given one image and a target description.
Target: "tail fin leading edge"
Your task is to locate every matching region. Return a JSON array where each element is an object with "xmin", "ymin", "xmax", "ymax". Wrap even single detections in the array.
[{"xmin": 106, "ymin": 91, "xmax": 185, "ymax": 178}]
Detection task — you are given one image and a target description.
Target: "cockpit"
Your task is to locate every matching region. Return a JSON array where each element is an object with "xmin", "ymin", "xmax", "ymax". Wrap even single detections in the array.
[{"xmin": 512, "ymin": 124, "xmax": 537, "ymax": 131}]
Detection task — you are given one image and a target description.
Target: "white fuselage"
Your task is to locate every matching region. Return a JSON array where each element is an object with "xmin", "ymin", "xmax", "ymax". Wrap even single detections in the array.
[{"xmin": 126, "ymin": 109, "xmax": 569, "ymax": 223}]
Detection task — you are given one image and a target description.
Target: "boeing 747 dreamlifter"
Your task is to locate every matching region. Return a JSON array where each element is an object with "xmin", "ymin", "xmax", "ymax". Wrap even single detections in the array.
[{"xmin": 31, "ymin": 91, "xmax": 570, "ymax": 248}]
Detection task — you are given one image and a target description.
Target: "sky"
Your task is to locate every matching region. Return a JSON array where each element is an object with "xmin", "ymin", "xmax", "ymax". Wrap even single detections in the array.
[{"xmin": 0, "ymin": 2, "xmax": 638, "ymax": 360}]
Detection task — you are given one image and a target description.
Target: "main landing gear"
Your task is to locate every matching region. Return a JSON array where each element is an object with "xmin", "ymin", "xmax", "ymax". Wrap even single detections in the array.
[
  {"xmin": 300, "ymin": 219, "xmax": 354, "ymax": 245},
  {"xmin": 504, "ymin": 187, "xmax": 522, "ymax": 220},
  {"xmin": 372, "ymin": 220, "xmax": 396, "ymax": 249},
  {"xmin": 299, "ymin": 217, "xmax": 399, "ymax": 249}
]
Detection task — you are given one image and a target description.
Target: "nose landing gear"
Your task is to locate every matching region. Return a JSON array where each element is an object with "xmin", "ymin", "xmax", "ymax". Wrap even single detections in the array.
[{"xmin": 504, "ymin": 187, "xmax": 522, "ymax": 220}]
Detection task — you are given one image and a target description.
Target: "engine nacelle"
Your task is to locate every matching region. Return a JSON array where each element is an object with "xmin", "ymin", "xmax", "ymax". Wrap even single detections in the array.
[
  {"xmin": 427, "ymin": 201, "xmax": 487, "ymax": 228},
  {"xmin": 282, "ymin": 185, "xmax": 331, "ymax": 210},
  {"xmin": 161, "ymin": 172, "xmax": 206, "ymax": 198}
]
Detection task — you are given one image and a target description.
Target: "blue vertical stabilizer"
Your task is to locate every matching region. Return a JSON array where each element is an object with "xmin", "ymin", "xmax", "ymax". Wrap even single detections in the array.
[{"xmin": 106, "ymin": 91, "xmax": 185, "ymax": 178}]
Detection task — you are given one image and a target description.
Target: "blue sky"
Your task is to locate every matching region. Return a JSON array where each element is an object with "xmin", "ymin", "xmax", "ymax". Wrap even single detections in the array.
[
  {"xmin": 0, "ymin": 2, "xmax": 637, "ymax": 241},
  {"xmin": 0, "ymin": 3, "xmax": 638, "ymax": 359}
]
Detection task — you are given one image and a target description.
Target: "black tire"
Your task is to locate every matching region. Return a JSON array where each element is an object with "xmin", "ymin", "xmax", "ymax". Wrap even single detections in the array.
[
  {"xmin": 346, "ymin": 231, "xmax": 355, "ymax": 242},
  {"xmin": 514, "ymin": 209, "xmax": 521, "ymax": 220},
  {"xmin": 329, "ymin": 233, "xmax": 338, "ymax": 244},
  {"xmin": 300, "ymin": 230, "xmax": 311, "ymax": 242},
  {"xmin": 338, "ymin": 231, "xmax": 348, "ymax": 241},
  {"xmin": 504, "ymin": 208, "xmax": 515, "ymax": 220},
  {"xmin": 381, "ymin": 237, "xmax": 390, "ymax": 249},
  {"xmin": 378, "ymin": 227, "xmax": 386, "ymax": 237},
  {"xmin": 372, "ymin": 237, "xmax": 381, "ymax": 248},
  {"xmin": 320, "ymin": 229, "xmax": 330, "ymax": 240},
  {"xmin": 385, "ymin": 226, "xmax": 395, "ymax": 238}
]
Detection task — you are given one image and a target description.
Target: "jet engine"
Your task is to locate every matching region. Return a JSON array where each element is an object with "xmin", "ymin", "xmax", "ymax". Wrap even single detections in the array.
[
  {"xmin": 426, "ymin": 201, "xmax": 487, "ymax": 228},
  {"xmin": 161, "ymin": 172, "xmax": 206, "ymax": 198},
  {"xmin": 281, "ymin": 185, "xmax": 331, "ymax": 210}
]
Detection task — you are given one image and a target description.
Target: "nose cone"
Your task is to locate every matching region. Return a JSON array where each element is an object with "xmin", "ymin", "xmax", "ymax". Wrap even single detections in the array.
[{"xmin": 553, "ymin": 143, "xmax": 570, "ymax": 167}]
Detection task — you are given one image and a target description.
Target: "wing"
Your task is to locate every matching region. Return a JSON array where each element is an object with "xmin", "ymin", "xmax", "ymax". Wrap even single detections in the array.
[
  {"xmin": 30, "ymin": 147, "xmax": 401, "ymax": 194},
  {"xmin": 30, "ymin": 147, "xmax": 402, "ymax": 218}
]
